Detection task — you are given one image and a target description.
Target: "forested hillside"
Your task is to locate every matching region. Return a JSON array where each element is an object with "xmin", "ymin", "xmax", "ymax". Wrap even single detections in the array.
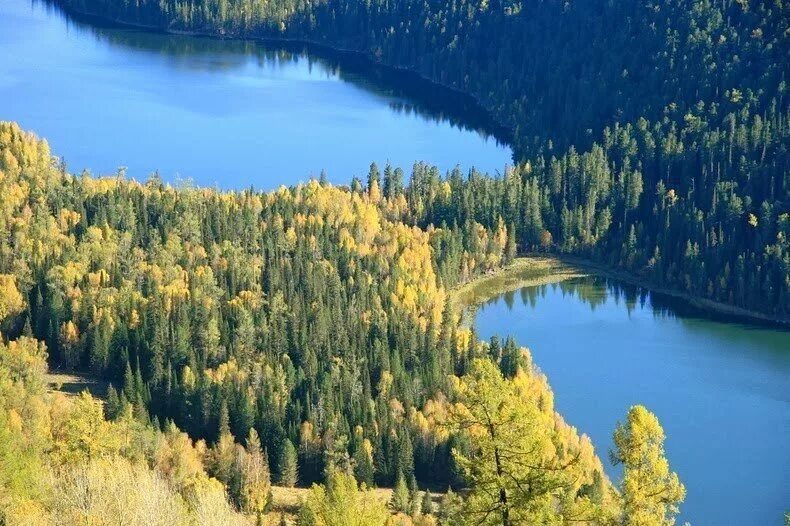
[
  {"xmin": 55, "ymin": 0, "xmax": 790, "ymax": 319},
  {"xmin": 0, "ymin": 122, "xmax": 689, "ymax": 524}
]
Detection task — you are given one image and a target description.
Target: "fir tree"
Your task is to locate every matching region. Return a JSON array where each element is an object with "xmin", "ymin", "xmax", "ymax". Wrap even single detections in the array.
[
  {"xmin": 390, "ymin": 471, "xmax": 410, "ymax": 514},
  {"xmin": 278, "ymin": 438, "xmax": 298, "ymax": 487}
]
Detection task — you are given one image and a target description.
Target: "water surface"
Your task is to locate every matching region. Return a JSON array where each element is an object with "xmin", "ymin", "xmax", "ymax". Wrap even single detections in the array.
[
  {"xmin": 0, "ymin": 0, "xmax": 511, "ymax": 188},
  {"xmin": 473, "ymin": 276, "xmax": 790, "ymax": 526}
]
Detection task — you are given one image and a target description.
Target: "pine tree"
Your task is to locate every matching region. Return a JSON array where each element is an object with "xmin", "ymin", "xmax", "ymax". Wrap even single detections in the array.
[
  {"xmin": 390, "ymin": 471, "xmax": 410, "ymax": 514},
  {"xmin": 421, "ymin": 490, "xmax": 433, "ymax": 515},
  {"xmin": 499, "ymin": 337, "xmax": 521, "ymax": 379},
  {"xmin": 397, "ymin": 429, "xmax": 415, "ymax": 484},
  {"xmin": 488, "ymin": 335, "xmax": 501, "ymax": 363},
  {"xmin": 352, "ymin": 438, "xmax": 375, "ymax": 488},
  {"xmin": 122, "ymin": 360, "xmax": 135, "ymax": 400},
  {"xmin": 218, "ymin": 401, "xmax": 231, "ymax": 439},
  {"xmin": 105, "ymin": 384, "xmax": 120, "ymax": 420},
  {"xmin": 367, "ymin": 162, "xmax": 381, "ymax": 194},
  {"xmin": 133, "ymin": 388, "xmax": 149, "ymax": 424},
  {"xmin": 278, "ymin": 438, "xmax": 298, "ymax": 487}
]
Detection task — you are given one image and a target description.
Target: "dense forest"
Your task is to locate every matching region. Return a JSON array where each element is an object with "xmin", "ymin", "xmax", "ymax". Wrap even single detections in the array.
[
  {"xmin": 3, "ymin": 0, "xmax": 787, "ymax": 522},
  {"xmin": 55, "ymin": 0, "xmax": 790, "ymax": 319},
  {"xmin": 0, "ymin": 122, "xmax": 687, "ymax": 524}
]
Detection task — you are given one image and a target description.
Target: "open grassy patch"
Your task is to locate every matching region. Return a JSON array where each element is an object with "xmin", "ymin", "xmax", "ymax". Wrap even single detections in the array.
[
  {"xmin": 46, "ymin": 371, "xmax": 109, "ymax": 399},
  {"xmin": 452, "ymin": 256, "xmax": 587, "ymax": 323}
]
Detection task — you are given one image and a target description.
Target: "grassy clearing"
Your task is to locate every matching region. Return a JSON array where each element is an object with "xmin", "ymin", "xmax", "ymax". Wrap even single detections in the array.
[
  {"xmin": 451, "ymin": 255, "xmax": 587, "ymax": 324},
  {"xmin": 46, "ymin": 371, "xmax": 109, "ymax": 399}
]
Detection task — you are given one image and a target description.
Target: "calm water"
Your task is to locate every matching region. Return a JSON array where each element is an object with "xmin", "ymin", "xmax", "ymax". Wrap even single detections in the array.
[
  {"xmin": 0, "ymin": 0, "xmax": 511, "ymax": 188},
  {"xmin": 473, "ymin": 276, "xmax": 790, "ymax": 525}
]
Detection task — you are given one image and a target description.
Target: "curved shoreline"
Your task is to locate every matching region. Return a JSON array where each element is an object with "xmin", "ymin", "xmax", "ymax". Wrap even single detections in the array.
[
  {"xmin": 452, "ymin": 257, "xmax": 587, "ymax": 326},
  {"xmin": 454, "ymin": 255, "xmax": 790, "ymax": 329},
  {"xmin": 52, "ymin": 2, "xmax": 515, "ymax": 148}
]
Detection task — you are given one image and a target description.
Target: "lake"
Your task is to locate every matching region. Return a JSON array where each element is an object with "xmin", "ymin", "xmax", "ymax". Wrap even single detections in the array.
[
  {"xmin": 0, "ymin": 0, "xmax": 511, "ymax": 188},
  {"xmin": 472, "ymin": 276, "xmax": 790, "ymax": 526}
]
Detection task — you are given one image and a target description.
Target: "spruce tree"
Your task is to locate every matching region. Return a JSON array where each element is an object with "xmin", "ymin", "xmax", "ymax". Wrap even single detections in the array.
[
  {"xmin": 421, "ymin": 490, "xmax": 433, "ymax": 515},
  {"xmin": 278, "ymin": 438, "xmax": 298, "ymax": 487},
  {"xmin": 105, "ymin": 384, "xmax": 120, "ymax": 420},
  {"xmin": 390, "ymin": 471, "xmax": 410, "ymax": 514}
]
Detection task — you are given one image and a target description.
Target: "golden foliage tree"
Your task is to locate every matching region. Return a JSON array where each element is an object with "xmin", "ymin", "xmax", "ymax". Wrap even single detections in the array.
[
  {"xmin": 447, "ymin": 358, "xmax": 608, "ymax": 525},
  {"xmin": 0, "ymin": 275, "xmax": 24, "ymax": 324},
  {"xmin": 611, "ymin": 405, "xmax": 685, "ymax": 526},
  {"xmin": 297, "ymin": 470, "xmax": 389, "ymax": 526}
]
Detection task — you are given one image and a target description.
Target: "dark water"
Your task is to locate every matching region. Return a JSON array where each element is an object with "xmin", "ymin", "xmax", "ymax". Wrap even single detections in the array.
[
  {"xmin": 473, "ymin": 276, "xmax": 790, "ymax": 525},
  {"xmin": 0, "ymin": 0, "xmax": 511, "ymax": 188}
]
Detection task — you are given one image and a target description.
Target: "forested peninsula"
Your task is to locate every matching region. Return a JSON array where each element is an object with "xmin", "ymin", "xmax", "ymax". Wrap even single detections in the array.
[{"xmin": 0, "ymin": 121, "xmax": 687, "ymax": 524}]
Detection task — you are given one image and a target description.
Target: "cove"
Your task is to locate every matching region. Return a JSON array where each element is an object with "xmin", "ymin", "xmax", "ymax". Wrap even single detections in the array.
[
  {"xmin": 0, "ymin": 0, "xmax": 512, "ymax": 188},
  {"xmin": 472, "ymin": 275, "xmax": 790, "ymax": 526}
]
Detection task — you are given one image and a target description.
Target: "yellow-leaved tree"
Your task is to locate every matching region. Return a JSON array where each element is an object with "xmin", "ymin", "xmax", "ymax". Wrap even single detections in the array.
[
  {"xmin": 611, "ymin": 405, "xmax": 685, "ymax": 526},
  {"xmin": 297, "ymin": 470, "xmax": 389, "ymax": 526},
  {"xmin": 447, "ymin": 358, "xmax": 610, "ymax": 525},
  {"xmin": 0, "ymin": 274, "xmax": 24, "ymax": 325}
]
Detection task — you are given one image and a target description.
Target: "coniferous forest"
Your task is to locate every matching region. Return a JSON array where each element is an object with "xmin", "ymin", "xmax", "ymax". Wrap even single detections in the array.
[{"xmin": 0, "ymin": 0, "xmax": 787, "ymax": 524}]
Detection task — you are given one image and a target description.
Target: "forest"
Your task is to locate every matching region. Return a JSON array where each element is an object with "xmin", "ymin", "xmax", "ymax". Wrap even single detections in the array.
[
  {"xmin": 53, "ymin": 0, "xmax": 790, "ymax": 318},
  {"xmin": 0, "ymin": 122, "xmax": 686, "ymax": 524}
]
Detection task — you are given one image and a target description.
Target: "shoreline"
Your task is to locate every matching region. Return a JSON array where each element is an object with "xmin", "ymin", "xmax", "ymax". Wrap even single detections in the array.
[
  {"xmin": 554, "ymin": 254, "xmax": 790, "ymax": 328},
  {"xmin": 453, "ymin": 255, "xmax": 790, "ymax": 329},
  {"xmin": 451, "ymin": 256, "xmax": 588, "ymax": 326}
]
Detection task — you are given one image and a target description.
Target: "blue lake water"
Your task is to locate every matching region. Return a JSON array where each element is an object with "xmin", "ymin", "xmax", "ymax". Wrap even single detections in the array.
[
  {"xmin": 0, "ymin": 0, "xmax": 511, "ymax": 188},
  {"xmin": 473, "ymin": 276, "xmax": 790, "ymax": 526}
]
